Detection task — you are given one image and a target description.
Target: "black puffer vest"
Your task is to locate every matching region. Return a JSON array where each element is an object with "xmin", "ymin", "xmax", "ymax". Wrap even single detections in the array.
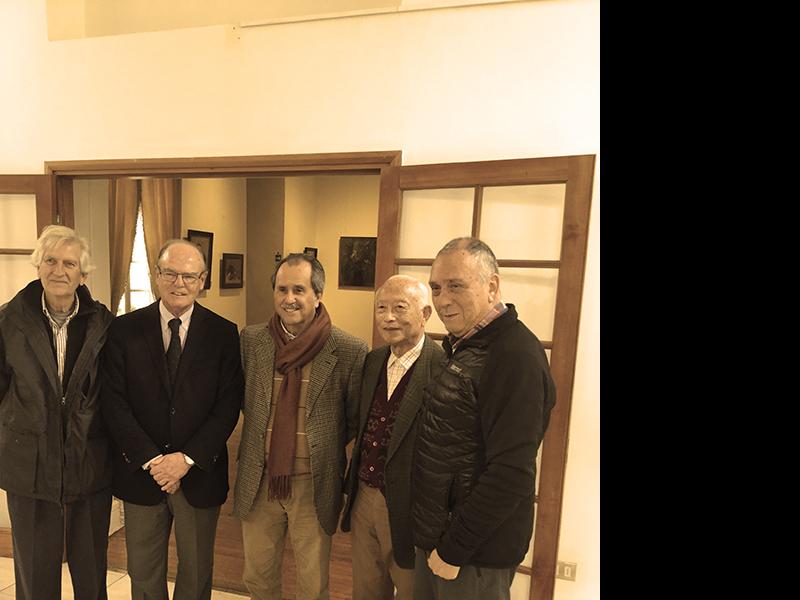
[
  {"xmin": 411, "ymin": 304, "xmax": 556, "ymax": 568},
  {"xmin": 412, "ymin": 343, "xmax": 487, "ymax": 551}
]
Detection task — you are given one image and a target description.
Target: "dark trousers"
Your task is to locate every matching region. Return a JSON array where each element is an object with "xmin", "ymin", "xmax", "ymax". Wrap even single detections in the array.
[
  {"xmin": 123, "ymin": 489, "xmax": 220, "ymax": 600},
  {"xmin": 413, "ymin": 548, "xmax": 516, "ymax": 600},
  {"xmin": 6, "ymin": 488, "xmax": 112, "ymax": 600}
]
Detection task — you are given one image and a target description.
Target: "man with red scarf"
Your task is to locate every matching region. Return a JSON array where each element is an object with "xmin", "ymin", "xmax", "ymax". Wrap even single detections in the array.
[{"xmin": 234, "ymin": 253, "xmax": 368, "ymax": 600}]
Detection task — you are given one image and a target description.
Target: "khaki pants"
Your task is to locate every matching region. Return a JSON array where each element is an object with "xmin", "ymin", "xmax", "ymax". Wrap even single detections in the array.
[
  {"xmin": 241, "ymin": 474, "xmax": 331, "ymax": 600},
  {"xmin": 351, "ymin": 482, "xmax": 415, "ymax": 600}
]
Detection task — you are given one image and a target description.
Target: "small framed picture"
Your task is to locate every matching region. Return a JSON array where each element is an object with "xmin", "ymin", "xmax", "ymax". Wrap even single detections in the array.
[
  {"xmin": 186, "ymin": 230, "xmax": 213, "ymax": 290},
  {"xmin": 338, "ymin": 236, "xmax": 376, "ymax": 289},
  {"xmin": 303, "ymin": 247, "xmax": 318, "ymax": 259},
  {"xmin": 220, "ymin": 253, "xmax": 244, "ymax": 289}
]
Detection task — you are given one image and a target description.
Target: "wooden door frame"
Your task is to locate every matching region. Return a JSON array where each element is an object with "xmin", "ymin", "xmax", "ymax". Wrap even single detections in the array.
[
  {"xmin": 388, "ymin": 154, "xmax": 595, "ymax": 600},
  {"xmin": 45, "ymin": 150, "xmax": 402, "ymax": 346},
  {"xmin": 43, "ymin": 151, "xmax": 595, "ymax": 600}
]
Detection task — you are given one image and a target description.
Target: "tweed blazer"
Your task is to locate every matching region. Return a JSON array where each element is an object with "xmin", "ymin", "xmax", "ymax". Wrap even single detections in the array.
[
  {"xmin": 339, "ymin": 334, "xmax": 443, "ymax": 568},
  {"xmin": 233, "ymin": 322, "xmax": 368, "ymax": 535}
]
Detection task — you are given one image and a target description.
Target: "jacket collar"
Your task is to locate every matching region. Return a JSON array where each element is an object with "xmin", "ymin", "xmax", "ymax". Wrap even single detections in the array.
[
  {"xmin": 19, "ymin": 279, "xmax": 97, "ymax": 318},
  {"xmin": 444, "ymin": 303, "xmax": 519, "ymax": 356}
]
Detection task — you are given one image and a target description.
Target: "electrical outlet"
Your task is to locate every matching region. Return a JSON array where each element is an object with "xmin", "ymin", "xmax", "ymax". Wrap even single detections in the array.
[{"xmin": 556, "ymin": 561, "xmax": 577, "ymax": 581}]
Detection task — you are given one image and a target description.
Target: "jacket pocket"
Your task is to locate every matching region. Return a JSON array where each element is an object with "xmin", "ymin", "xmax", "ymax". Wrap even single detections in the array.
[{"xmin": 0, "ymin": 427, "xmax": 39, "ymax": 494}]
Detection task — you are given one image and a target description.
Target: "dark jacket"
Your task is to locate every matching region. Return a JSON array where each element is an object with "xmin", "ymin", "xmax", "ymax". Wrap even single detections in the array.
[
  {"xmin": 0, "ymin": 280, "xmax": 113, "ymax": 504},
  {"xmin": 412, "ymin": 304, "xmax": 556, "ymax": 568},
  {"xmin": 340, "ymin": 335, "xmax": 444, "ymax": 568},
  {"xmin": 101, "ymin": 300, "xmax": 243, "ymax": 508}
]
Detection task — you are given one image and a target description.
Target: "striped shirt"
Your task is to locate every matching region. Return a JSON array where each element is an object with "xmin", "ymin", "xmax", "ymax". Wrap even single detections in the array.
[{"xmin": 41, "ymin": 292, "xmax": 80, "ymax": 386}]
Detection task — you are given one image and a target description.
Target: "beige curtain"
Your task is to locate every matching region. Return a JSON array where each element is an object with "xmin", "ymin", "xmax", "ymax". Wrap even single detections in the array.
[
  {"xmin": 108, "ymin": 179, "xmax": 139, "ymax": 314},
  {"xmin": 141, "ymin": 178, "xmax": 180, "ymax": 294}
]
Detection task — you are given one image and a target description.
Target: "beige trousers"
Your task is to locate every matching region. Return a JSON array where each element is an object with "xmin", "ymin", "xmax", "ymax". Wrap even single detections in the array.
[
  {"xmin": 351, "ymin": 482, "xmax": 415, "ymax": 600},
  {"xmin": 241, "ymin": 474, "xmax": 331, "ymax": 600}
]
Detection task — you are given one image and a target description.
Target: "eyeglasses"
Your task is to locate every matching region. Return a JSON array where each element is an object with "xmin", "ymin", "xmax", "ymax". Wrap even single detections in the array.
[{"xmin": 158, "ymin": 268, "xmax": 204, "ymax": 285}]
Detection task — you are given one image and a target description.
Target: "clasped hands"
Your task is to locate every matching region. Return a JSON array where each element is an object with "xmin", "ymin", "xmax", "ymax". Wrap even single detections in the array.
[{"xmin": 148, "ymin": 452, "xmax": 191, "ymax": 494}]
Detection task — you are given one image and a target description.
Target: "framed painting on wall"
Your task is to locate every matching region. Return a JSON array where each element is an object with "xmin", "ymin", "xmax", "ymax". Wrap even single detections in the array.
[
  {"xmin": 338, "ymin": 236, "xmax": 376, "ymax": 289},
  {"xmin": 220, "ymin": 253, "xmax": 244, "ymax": 289}
]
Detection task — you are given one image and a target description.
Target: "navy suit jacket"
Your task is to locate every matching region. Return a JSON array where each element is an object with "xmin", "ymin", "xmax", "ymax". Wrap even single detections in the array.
[{"xmin": 101, "ymin": 301, "xmax": 243, "ymax": 508}]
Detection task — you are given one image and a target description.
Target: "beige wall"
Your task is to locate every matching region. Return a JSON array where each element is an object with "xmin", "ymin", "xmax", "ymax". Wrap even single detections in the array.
[
  {"xmin": 308, "ymin": 175, "xmax": 379, "ymax": 346},
  {"xmin": 281, "ymin": 175, "xmax": 379, "ymax": 346},
  {"xmin": 181, "ymin": 178, "xmax": 247, "ymax": 331},
  {"xmin": 245, "ymin": 174, "xmax": 378, "ymax": 344},
  {"xmin": 283, "ymin": 177, "xmax": 318, "ymax": 257},
  {"xmin": 246, "ymin": 178, "xmax": 285, "ymax": 326},
  {"xmin": 0, "ymin": 1, "xmax": 599, "ymax": 598}
]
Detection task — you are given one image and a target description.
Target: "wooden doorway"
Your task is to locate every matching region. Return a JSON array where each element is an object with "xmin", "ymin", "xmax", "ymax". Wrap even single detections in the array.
[
  {"xmin": 37, "ymin": 150, "xmax": 593, "ymax": 600},
  {"xmin": 381, "ymin": 155, "xmax": 595, "ymax": 600}
]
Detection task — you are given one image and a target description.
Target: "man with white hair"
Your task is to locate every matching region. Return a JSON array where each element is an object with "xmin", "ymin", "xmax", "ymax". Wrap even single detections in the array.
[
  {"xmin": 341, "ymin": 274, "xmax": 444, "ymax": 600},
  {"xmin": 102, "ymin": 238, "xmax": 243, "ymax": 600},
  {"xmin": 0, "ymin": 224, "xmax": 114, "ymax": 600}
]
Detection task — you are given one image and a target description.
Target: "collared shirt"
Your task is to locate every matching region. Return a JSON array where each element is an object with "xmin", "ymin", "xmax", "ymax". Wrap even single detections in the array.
[
  {"xmin": 386, "ymin": 334, "xmax": 425, "ymax": 400},
  {"xmin": 145, "ymin": 301, "xmax": 196, "ymax": 471},
  {"xmin": 41, "ymin": 292, "xmax": 80, "ymax": 385},
  {"xmin": 280, "ymin": 319, "xmax": 297, "ymax": 341},
  {"xmin": 450, "ymin": 301, "xmax": 508, "ymax": 352},
  {"xmin": 159, "ymin": 301, "xmax": 194, "ymax": 352}
]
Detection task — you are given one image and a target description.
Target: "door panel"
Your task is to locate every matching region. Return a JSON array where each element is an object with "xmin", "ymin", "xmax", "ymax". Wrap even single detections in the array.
[
  {"xmin": 0, "ymin": 174, "xmax": 54, "ymax": 236},
  {"xmin": 480, "ymin": 183, "xmax": 565, "ymax": 260},
  {"xmin": 0, "ymin": 175, "xmax": 54, "ymax": 533},
  {"xmin": 378, "ymin": 154, "xmax": 595, "ymax": 600},
  {"xmin": 0, "ymin": 174, "xmax": 54, "ymax": 304}
]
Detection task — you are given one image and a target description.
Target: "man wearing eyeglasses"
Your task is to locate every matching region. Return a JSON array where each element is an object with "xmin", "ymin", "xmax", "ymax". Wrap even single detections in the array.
[{"xmin": 102, "ymin": 239, "xmax": 244, "ymax": 600}]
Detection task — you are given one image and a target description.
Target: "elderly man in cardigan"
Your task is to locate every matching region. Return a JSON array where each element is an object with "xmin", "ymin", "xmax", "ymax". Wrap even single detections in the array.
[
  {"xmin": 233, "ymin": 253, "xmax": 368, "ymax": 600},
  {"xmin": 341, "ymin": 274, "xmax": 443, "ymax": 600}
]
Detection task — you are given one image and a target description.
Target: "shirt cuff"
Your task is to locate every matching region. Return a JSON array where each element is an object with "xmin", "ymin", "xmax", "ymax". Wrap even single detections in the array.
[
  {"xmin": 142, "ymin": 454, "xmax": 163, "ymax": 470},
  {"xmin": 183, "ymin": 453, "xmax": 195, "ymax": 466}
]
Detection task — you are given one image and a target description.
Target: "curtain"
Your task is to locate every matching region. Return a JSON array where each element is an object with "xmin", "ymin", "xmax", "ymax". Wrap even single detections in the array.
[
  {"xmin": 141, "ymin": 178, "xmax": 180, "ymax": 294},
  {"xmin": 108, "ymin": 178, "xmax": 138, "ymax": 314}
]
